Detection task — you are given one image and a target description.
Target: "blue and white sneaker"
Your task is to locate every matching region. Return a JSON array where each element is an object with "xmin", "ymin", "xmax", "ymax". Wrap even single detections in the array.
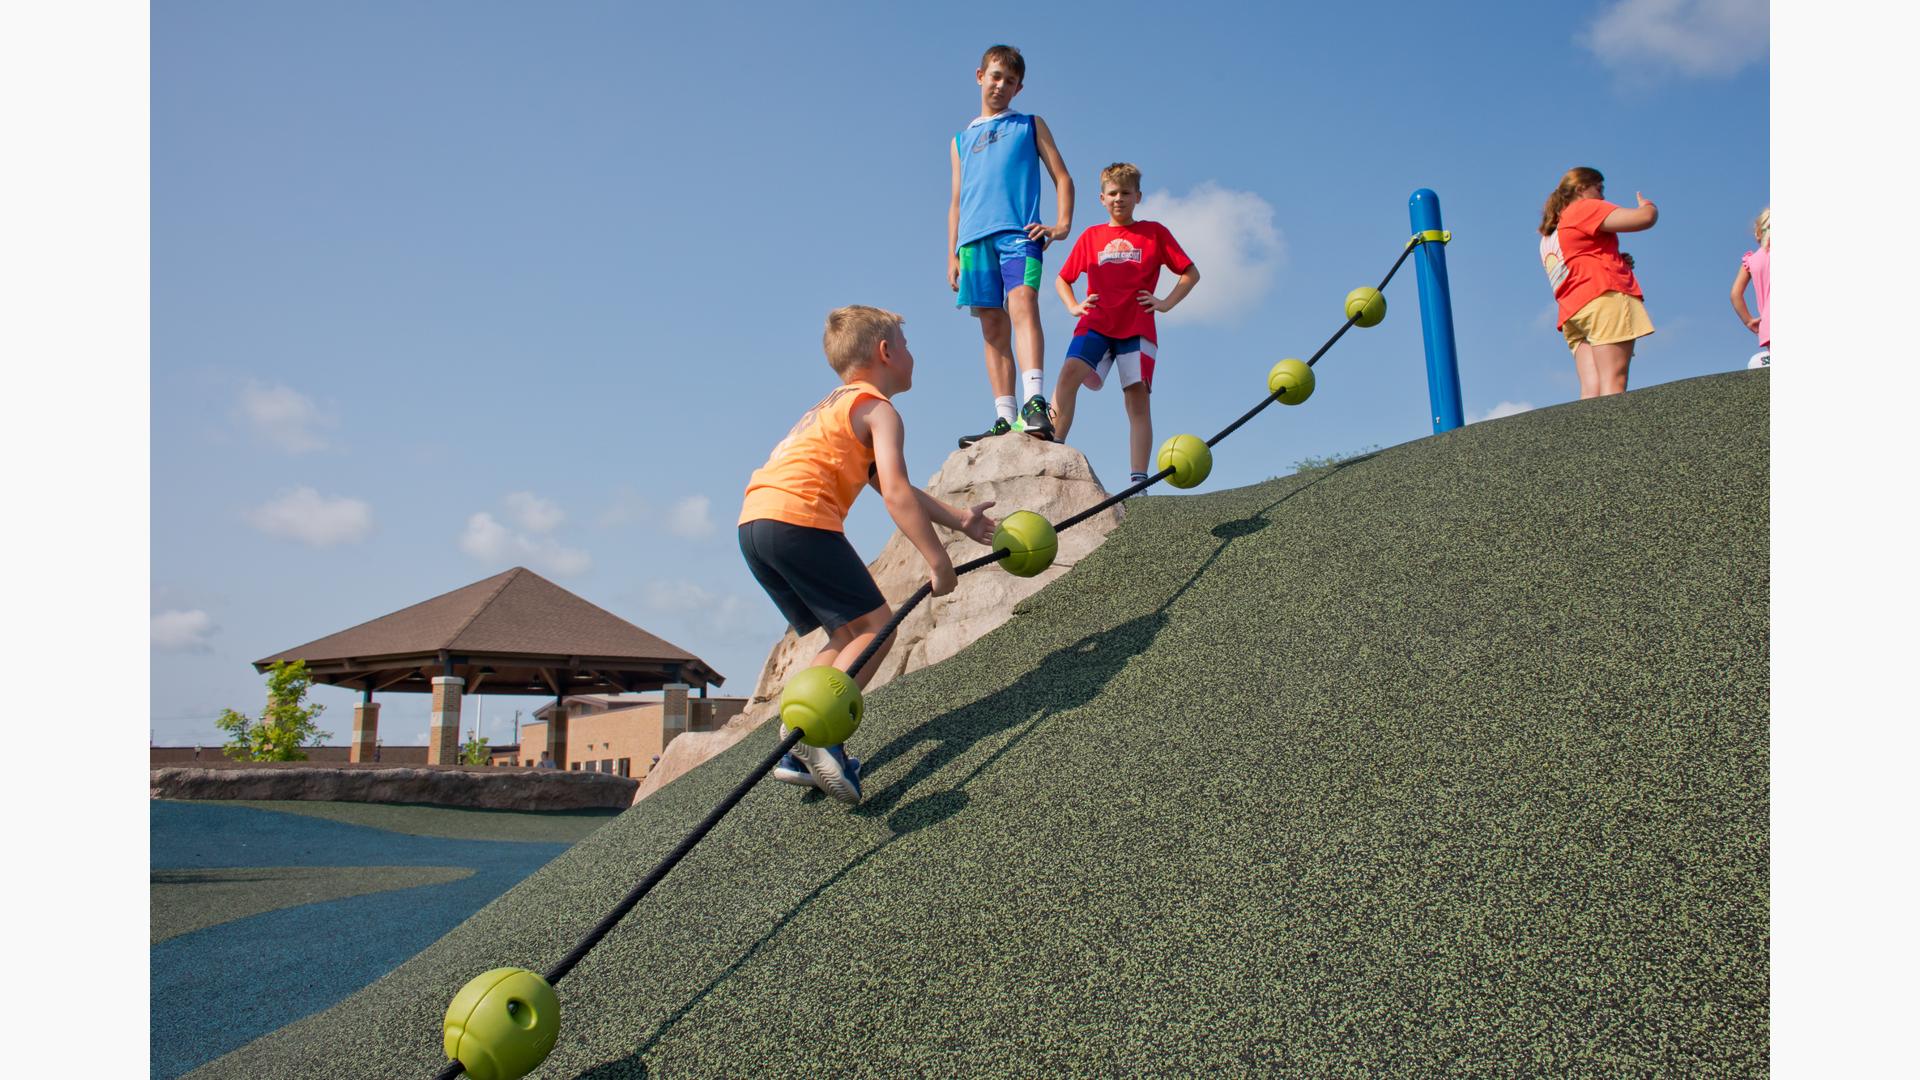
[
  {"xmin": 771, "ymin": 750, "xmax": 816, "ymax": 789},
  {"xmin": 791, "ymin": 740, "xmax": 863, "ymax": 805}
]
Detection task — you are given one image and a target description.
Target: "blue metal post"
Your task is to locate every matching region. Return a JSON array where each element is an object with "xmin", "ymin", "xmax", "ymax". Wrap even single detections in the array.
[{"xmin": 1409, "ymin": 189, "xmax": 1464, "ymax": 433}]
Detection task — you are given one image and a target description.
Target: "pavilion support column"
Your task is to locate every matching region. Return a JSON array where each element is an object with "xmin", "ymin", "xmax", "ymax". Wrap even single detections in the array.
[
  {"xmin": 351, "ymin": 697, "xmax": 380, "ymax": 763},
  {"xmin": 663, "ymin": 683, "xmax": 690, "ymax": 748},
  {"xmin": 429, "ymin": 676, "xmax": 465, "ymax": 765},
  {"xmin": 547, "ymin": 699, "xmax": 570, "ymax": 768}
]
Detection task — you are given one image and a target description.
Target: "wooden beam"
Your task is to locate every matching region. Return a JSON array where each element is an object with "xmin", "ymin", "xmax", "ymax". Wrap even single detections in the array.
[
  {"xmin": 585, "ymin": 669, "xmax": 633, "ymax": 694},
  {"xmin": 372, "ymin": 669, "xmax": 425, "ymax": 693}
]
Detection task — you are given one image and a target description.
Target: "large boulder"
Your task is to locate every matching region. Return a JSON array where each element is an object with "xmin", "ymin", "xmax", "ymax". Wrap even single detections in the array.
[
  {"xmin": 637, "ymin": 435, "xmax": 1124, "ymax": 803},
  {"xmin": 151, "ymin": 765, "xmax": 637, "ymax": 811}
]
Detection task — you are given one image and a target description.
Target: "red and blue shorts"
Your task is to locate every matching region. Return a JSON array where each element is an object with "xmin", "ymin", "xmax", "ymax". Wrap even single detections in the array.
[
  {"xmin": 957, "ymin": 230, "xmax": 1044, "ymax": 310},
  {"xmin": 1064, "ymin": 331, "xmax": 1157, "ymax": 391}
]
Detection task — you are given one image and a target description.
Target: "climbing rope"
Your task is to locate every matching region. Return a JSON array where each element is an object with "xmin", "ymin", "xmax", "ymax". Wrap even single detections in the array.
[{"xmin": 431, "ymin": 231, "xmax": 1444, "ymax": 1080}]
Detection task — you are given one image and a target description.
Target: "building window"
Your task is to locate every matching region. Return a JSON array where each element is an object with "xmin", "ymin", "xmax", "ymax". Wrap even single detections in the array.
[
  {"xmin": 570, "ymin": 762, "xmax": 580, "ymax": 770},
  {"xmin": 602, "ymin": 758, "xmax": 614, "ymax": 773},
  {"xmin": 618, "ymin": 758, "xmax": 631, "ymax": 777}
]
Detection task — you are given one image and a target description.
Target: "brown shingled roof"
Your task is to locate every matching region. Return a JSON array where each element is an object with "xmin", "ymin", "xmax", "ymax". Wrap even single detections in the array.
[{"xmin": 253, "ymin": 567, "xmax": 723, "ymax": 695}]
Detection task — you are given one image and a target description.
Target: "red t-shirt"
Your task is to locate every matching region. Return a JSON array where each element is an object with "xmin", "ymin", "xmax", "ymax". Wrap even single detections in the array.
[
  {"xmin": 1554, "ymin": 199, "xmax": 1642, "ymax": 328},
  {"xmin": 1057, "ymin": 221, "xmax": 1194, "ymax": 343}
]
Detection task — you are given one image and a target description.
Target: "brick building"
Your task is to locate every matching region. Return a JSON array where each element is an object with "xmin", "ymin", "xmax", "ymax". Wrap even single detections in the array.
[{"xmin": 501, "ymin": 692, "xmax": 746, "ymax": 776}]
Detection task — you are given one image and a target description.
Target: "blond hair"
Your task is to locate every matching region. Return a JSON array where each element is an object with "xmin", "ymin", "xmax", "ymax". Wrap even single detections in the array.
[
  {"xmin": 1100, "ymin": 162, "xmax": 1142, "ymax": 193},
  {"xmin": 1754, "ymin": 206, "xmax": 1770, "ymax": 248},
  {"xmin": 979, "ymin": 44, "xmax": 1025, "ymax": 81},
  {"xmin": 822, "ymin": 305, "xmax": 905, "ymax": 375},
  {"xmin": 1539, "ymin": 166, "xmax": 1604, "ymax": 237}
]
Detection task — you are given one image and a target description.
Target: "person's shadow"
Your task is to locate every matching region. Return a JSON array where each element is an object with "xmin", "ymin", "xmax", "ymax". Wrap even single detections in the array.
[
  {"xmin": 567, "ymin": 468, "xmax": 1362, "ymax": 1078},
  {"xmin": 855, "ymin": 606, "xmax": 1170, "ymax": 831}
]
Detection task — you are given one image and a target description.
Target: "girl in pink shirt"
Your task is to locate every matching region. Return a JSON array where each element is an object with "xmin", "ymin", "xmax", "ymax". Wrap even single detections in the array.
[{"xmin": 1730, "ymin": 207, "xmax": 1770, "ymax": 365}]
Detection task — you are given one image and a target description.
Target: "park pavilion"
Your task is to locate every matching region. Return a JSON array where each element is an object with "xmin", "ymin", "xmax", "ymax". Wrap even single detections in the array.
[{"xmin": 254, "ymin": 567, "xmax": 724, "ymax": 766}]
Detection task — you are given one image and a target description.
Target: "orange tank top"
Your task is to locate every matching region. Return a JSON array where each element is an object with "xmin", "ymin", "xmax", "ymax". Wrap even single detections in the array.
[{"xmin": 738, "ymin": 380, "xmax": 888, "ymax": 532}]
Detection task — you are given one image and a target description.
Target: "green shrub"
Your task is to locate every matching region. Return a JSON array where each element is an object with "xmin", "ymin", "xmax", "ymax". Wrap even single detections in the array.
[{"xmin": 217, "ymin": 660, "xmax": 331, "ymax": 761}]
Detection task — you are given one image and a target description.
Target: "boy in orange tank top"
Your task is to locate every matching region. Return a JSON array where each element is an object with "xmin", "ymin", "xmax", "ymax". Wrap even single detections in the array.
[{"xmin": 739, "ymin": 305, "xmax": 999, "ymax": 804}]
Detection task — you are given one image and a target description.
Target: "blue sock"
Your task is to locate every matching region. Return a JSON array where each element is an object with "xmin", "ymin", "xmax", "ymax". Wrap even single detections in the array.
[{"xmin": 1130, "ymin": 471, "xmax": 1149, "ymax": 485}]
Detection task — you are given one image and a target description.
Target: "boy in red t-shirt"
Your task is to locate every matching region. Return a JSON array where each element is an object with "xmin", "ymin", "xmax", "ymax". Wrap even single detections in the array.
[{"xmin": 1051, "ymin": 163, "xmax": 1201, "ymax": 485}]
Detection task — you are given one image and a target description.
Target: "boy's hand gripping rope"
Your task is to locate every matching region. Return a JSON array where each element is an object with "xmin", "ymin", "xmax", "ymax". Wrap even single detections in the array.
[{"xmin": 430, "ymin": 233, "xmax": 1439, "ymax": 1080}]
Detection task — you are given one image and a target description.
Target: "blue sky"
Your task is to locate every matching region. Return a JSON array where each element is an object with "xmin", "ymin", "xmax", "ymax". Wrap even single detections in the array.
[{"xmin": 144, "ymin": 0, "xmax": 1772, "ymax": 747}]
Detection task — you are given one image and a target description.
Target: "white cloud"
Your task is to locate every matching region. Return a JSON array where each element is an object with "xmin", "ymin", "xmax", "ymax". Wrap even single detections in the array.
[
  {"xmin": 459, "ymin": 511, "xmax": 592, "ymax": 577},
  {"xmin": 152, "ymin": 609, "xmax": 216, "ymax": 651},
  {"xmin": 503, "ymin": 491, "xmax": 565, "ymax": 533},
  {"xmin": 597, "ymin": 486, "xmax": 649, "ymax": 528},
  {"xmin": 238, "ymin": 382, "xmax": 333, "ymax": 453},
  {"xmin": 666, "ymin": 495, "xmax": 716, "ymax": 540},
  {"xmin": 1134, "ymin": 182, "xmax": 1284, "ymax": 324},
  {"xmin": 1582, "ymin": 0, "xmax": 1768, "ymax": 78},
  {"xmin": 636, "ymin": 578, "xmax": 765, "ymax": 641},
  {"xmin": 246, "ymin": 487, "xmax": 374, "ymax": 546},
  {"xmin": 1473, "ymin": 401, "xmax": 1537, "ymax": 423}
]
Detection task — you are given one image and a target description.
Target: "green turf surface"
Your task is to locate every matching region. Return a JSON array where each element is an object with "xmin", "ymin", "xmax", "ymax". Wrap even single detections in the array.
[
  {"xmin": 152, "ymin": 866, "xmax": 476, "ymax": 943},
  {"xmin": 192, "ymin": 372, "xmax": 1768, "ymax": 1078},
  {"xmin": 217, "ymin": 801, "xmax": 623, "ymax": 843}
]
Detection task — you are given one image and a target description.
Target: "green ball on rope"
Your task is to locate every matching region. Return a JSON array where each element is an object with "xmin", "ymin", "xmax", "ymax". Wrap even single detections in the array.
[
  {"xmin": 993, "ymin": 510, "xmax": 1058, "ymax": 578},
  {"xmin": 779, "ymin": 665, "xmax": 865, "ymax": 747},
  {"xmin": 1267, "ymin": 358, "xmax": 1315, "ymax": 405},
  {"xmin": 1344, "ymin": 286, "xmax": 1387, "ymax": 327},
  {"xmin": 442, "ymin": 967, "xmax": 561, "ymax": 1080},
  {"xmin": 1157, "ymin": 434, "xmax": 1214, "ymax": 489}
]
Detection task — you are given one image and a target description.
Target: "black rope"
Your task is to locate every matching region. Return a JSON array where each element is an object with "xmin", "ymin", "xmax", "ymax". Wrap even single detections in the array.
[
  {"xmin": 541, "ymin": 726, "xmax": 807, "ymax": 985},
  {"xmin": 1204, "ymin": 237, "xmax": 1426, "ymax": 451},
  {"xmin": 432, "ymin": 725, "xmax": 808, "ymax": 1080},
  {"xmin": 1055, "ymin": 467, "xmax": 1174, "ymax": 534},
  {"xmin": 843, "ymin": 544, "xmax": 1012, "ymax": 680},
  {"xmin": 429, "ymin": 234, "xmax": 1441, "ymax": 1077}
]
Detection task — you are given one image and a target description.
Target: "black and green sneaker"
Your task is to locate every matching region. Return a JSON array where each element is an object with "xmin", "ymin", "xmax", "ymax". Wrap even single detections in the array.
[
  {"xmin": 958, "ymin": 417, "xmax": 1013, "ymax": 448},
  {"xmin": 1020, "ymin": 395, "xmax": 1056, "ymax": 441}
]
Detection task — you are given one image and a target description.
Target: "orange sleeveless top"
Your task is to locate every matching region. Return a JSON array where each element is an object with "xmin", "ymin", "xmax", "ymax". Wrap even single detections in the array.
[{"xmin": 738, "ymin": 381, "xmax": 887, "ymax": 532}]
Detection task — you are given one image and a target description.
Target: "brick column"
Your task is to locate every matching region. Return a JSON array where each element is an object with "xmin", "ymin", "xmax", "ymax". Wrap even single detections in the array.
[
  {"xmin": 351, "ymin": 700, "xmax": 380, "ymax": 763},
  {"xmin": 429, "ymin": 676, "xmax": 464, "ymax": 765},
  {"xmin": 547, "ymin": 700, "xmax": 570, "ymax": 769},
  {"xmin": 663, "ymin": 683, "xmax": 690, "ymax": 748}
]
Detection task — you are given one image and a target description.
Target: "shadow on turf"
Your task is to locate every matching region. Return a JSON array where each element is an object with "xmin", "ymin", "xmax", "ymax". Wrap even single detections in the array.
[
  {"xmin": 565, "ymin": 477, "xmax": 1355, "ymax": 1078},
  {"xmin": 855, "ymin": 462, "xmax": 1368, "ymax": 825}
]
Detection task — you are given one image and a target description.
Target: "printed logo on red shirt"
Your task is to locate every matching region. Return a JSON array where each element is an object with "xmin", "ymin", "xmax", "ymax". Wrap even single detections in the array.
[{"xmin": 1097, "ymin": 239, "xmax": 1144, "ymax": 265}]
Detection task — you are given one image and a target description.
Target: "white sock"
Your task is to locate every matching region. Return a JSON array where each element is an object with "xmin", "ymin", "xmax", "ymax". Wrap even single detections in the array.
[
  {"xmin": 1021, "ymin": 368, "xmax": 1045, "ymax": 402},
  {"xmin": 995, "ymin": 396, "xmax": 1017, "ymax": 423}
]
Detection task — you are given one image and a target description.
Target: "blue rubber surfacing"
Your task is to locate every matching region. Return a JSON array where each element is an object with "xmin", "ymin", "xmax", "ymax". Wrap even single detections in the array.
[{"xmin": 150, "ymin": 801, "xmax": 571, "ymax": 1080}]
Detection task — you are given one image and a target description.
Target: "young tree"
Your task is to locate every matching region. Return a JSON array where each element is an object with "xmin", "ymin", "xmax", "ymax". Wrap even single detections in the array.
[
  {"xmin": 460, "ymin": 730, "xmax": 491, "ymax": 766},
  {"xmin": 217, "ymin": 660, "xmax": 331, "ymax": 761}
]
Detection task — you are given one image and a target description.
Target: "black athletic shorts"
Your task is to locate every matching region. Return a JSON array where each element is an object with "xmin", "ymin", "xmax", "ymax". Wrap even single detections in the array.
[{"xmin": 738, "ymin": 519, "xmax": 887, "ymax": 636}]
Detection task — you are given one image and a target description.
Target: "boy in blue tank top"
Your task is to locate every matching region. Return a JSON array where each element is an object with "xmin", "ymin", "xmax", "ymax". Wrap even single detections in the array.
[{"xmin": 947, "ymin": 44, "xmax": 1074, "ymax": 449}]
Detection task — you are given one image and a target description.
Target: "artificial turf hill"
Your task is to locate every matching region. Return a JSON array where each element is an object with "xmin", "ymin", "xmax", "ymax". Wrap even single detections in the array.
[{"xmin": 195, "ymin": 370, "xmax": 1768, "ymax": 1079}]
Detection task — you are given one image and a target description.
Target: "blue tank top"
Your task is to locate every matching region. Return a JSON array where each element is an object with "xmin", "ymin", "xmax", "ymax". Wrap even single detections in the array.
[{"xmin": 956, "ymin": 112, "xmax": 1041, "ymax": 249}]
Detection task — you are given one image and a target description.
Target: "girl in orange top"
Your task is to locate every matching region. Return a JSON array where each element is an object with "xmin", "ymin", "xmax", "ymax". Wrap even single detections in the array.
[
  {"xmin": 739, "ymin": 305, "xmax": 998, "ymax": 804},
  {"xmin": 1539, "ymin": 167, "xmax": 1660, "ymax": 398}
]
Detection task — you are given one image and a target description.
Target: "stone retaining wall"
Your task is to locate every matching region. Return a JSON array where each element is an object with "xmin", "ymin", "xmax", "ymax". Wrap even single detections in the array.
[{"xmin": 150, "ymin": 765, "xmax": 636, "ymax": 812}]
